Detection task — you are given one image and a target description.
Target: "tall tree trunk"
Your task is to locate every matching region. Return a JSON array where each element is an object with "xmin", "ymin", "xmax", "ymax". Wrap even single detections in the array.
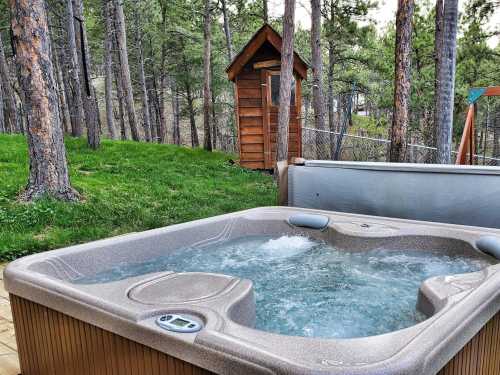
[
  {"xmin": 493, "ymin": 106, "xmax": 500, "ymax": 166},
  {"xmin": 435, "ymin": 0, "xmax": 459, "ymax": 164},
  {"xmin": 135, "ymin": 10, "xmax": 152, "ymax": 142},
  {"xmin": 202, "ymin": 0, "xmax": 213, "ymax": 151},
  {"xmin": 170, "ymin": 80, "xmax": 181, "ymax": 146},
  {"xmin": 153, "ymin": 73, "xmax": 163, "ymax": 142},
  {"xmin": 221, "ymin": 0, "xmax": 234, "ymax": 62},
  {"xmin": 263, "ymin": 0, "xmax": 269, "ymax": 23},
  {"xmin": 0, "ymin": 79, "xmax": 5, "ymax": 133},
  {"xmin": 57, "ymin": 45, "xmax": 74, "ymax": 134},
  {"xmin": 158, "ymin": 44, "xmax": 167, "ymax": 143},
  {"xmin": 185, "ymin": 81, "xmax": 199, "ymax": 148},
  {"xmin": 431, "ymin": 0, "xmax": 444, "ymax": 159},
  {"xmin": 147, "ymin": 74, "xmax": 159, "ymax": 142},
  {"xmin": 175, "ymin": 87, "xmax": 181, "ymax": 146},
  {"xmin": 276, "ymin": 0, "xmax": 296, "ymax": 162},
  {"xmin": 113, "ymin": 49, "xmax": 128, "ymax": 140},
  {"xmin": 157, "ymin": 3, "xmax": 168, "ymax": 144},
  {"xmin": 147, "ymin": 39, "xmax": 161, "ymax": 142},
  {"xmin": 389, "ymin": 0, "xmax": 414, "ymax": 163},
  {"xmin": 11, "ymin": 0, "xmax": 79, "ymax": 201},
  {"xmin": 103, "ymin": 0, "xmax": 117, "ymax": 140},
  {"xmin": 73, "ymin": 0, "xmax": 100, "ymax": 149},
  {"xmin": 113, "ymin": 0, "xmax": 139, "ymax": 141},
  {"xmin": 210, "ymin": 58, "xmax": 218, "ymax": 150},
  {"xmin": 64, "ymin": 0, "xmax": 85, "ymax": 137},
  {"xmin": 146, "ymin": 76, "xmax": 158, "ymax": 142},
  {"xmin": 211, "ymin": 90, "xmax": 218, "ymax": 150},
  {"xmin": 53, "ymin": 45, "xmax": 72, "ymax": 134},
  {"xmin": 311, "ymin": 0, "xmax": 326, "ymax": 158},
  {"xmin": 327, "ymin": 1, "xmax": 336, "ymax": 159},
  {"xmin": 328, "ymin": 39, "xmax": 335, "ymax": 159},
  {"xmin": 0, "ymin": 34, "xmax": 18, "ymax": 133},
  {"xmin": 92, "ymin": 84, "xmax": 102, "ymax": 134},
  {"xmin": 221, "ymin": 0, "xmax": 239, "ymax": 146},
  {"xmin": 219, "ymin": 2, "xmax": 238, "ymax": 146}
]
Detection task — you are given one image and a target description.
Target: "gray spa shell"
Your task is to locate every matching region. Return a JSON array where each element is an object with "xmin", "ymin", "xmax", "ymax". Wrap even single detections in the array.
[{"xmin": 4, "ymin": 207, "xmax": 500, "ymax": 375}]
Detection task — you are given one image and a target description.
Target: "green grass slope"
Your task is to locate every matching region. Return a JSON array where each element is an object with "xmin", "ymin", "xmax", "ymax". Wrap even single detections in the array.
[{"xmin": 0, "ymin": 135, "xmax": 276, "ymax": 261}]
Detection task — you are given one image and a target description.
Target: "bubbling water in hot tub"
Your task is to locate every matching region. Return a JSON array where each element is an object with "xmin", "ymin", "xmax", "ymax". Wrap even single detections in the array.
[{"xmin": 75, "ymin": 235, "xmax": 488, "ymax": 338}]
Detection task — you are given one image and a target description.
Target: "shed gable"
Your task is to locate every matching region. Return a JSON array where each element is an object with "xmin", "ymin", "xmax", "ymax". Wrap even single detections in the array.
[{"xmin": 226, "ymin": 24, "xmax": 308, "ymax": 81}]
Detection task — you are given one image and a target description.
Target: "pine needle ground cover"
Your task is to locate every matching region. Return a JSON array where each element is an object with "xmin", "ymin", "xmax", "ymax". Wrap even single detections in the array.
[{"xmin": 0, "ymin": 135, "xmax": 276, "ymax": 261}]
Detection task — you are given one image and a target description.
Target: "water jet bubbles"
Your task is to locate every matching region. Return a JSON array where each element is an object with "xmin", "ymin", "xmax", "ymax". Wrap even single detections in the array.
[{"xmin": 259, "ymin": 235, "xmax": 316, "ymax": 258}]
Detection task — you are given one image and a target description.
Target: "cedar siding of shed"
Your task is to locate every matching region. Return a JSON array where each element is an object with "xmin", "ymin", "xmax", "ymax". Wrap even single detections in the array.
[{"xmin": 227, "ymin": 24, "xmax": 308, "ymax": 169}]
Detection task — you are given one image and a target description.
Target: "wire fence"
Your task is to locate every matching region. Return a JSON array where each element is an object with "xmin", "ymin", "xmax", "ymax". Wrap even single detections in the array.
[{"xmin": 301, "ymin": 127, "xmax": 500, "ymax": 165}]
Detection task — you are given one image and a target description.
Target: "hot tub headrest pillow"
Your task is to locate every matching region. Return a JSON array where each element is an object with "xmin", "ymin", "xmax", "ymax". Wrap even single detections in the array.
[
  {"xmin": 288, "ymin": 213, "xmax": 329, "ymax": 230},
  {"xmin": 476, "ymin": 236, "xmax": 500, "ymax": 260}
]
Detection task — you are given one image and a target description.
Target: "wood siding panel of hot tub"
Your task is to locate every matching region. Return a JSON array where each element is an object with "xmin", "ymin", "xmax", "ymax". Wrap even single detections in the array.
[
  {"xmin": 437, "ymin": 312, "xmax": 500, "ymax": 375},
  {"xmin": 10, "ymin": 295, "xmax": 214, "ymax": 375},
  {"xmin": 10, "ymin": 294, "xmax": 499, "ymax": 375},
  {"xmin": 236, "ymin": 71, "xmax": 266, "ymax": 169}
]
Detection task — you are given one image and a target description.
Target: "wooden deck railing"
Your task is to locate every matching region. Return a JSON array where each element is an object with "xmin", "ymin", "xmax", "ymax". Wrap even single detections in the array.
[
  {"xmin": 456, "ymin": 104, "xmax": 475, "ymax": 165},
  {"xmin": 456, "ymin": 87, "xmax": 500, "ymax": 165}
]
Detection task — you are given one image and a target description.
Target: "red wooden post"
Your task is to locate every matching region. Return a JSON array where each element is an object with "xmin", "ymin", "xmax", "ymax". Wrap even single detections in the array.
[{"xmin": 456, "ymin": 105, "xmax": 474, "ymax": 165}]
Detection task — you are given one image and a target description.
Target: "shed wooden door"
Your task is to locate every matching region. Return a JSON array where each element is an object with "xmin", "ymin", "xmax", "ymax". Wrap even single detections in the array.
[{"xmin": 262, "ymin": 70, "xmax": 301, "ymax": 168}]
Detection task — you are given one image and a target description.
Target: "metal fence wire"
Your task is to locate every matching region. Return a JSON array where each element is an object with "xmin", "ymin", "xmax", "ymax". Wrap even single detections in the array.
[{"xmin": 301, "ymin": 127, "xmax": 500, "ymax": 165}]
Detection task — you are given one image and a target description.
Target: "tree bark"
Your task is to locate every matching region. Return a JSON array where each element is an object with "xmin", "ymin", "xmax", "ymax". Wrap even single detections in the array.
[
  {"xmin": 170, "ymin": 79, "xmax": 181, "ymax": 146},
  {"xmin": 310, "ymin": 0, "xmax": 326, "ymax": 158},
  {"xmin": 146, "ymin": 76, "xmax": 158, "ymax": 142},
  {"xmin": 431, "ymin": 0, "xmax": 444, "ymax": 158},
  {"xmin": 276, "ymin": 0, "xmax": 296, "ymax": 162},
  {"xmin": 64, "ymin": 0, "xmax": 85, "ymax": 137},
  {"xmin": 146, "ymin": 73, "xmax": 159, "ymax": 142},
  {"xmin": 435, "ymin": 0, "xmax": 459, "ymax": 164},
  {"xmin": 0, "ymin": 33, "xmax": 18, "ymax": 133},
  {"xmin": 157, "ymin": 44, "xmax": 167, "ymax": 143},
  {"xmin": 211, "ymin": 88, "xmax": 218, "ymax": 150},
  {"xmin": 493, "ymin": 106, "xmax": 500, "ymax": 166},
  {"xmin": 185, "ymin": 80, "xmax": 199, "ymax": 148},
  {"xmin": 328, "ymin": 39, "xmax": 335, "ymax": 159},
  {"xmin": 92, "ymin": 84, "xmax": 102, "ymax": 134},
  {"xmin": 327, "ymin": 1, "xmax": 336, "ymax": 159},
  {"xmin": 389, "ymin": 0, "xmax": 414, "ymax": 163},
  {"xmin": 57, "ymin": 44, "xmax": 74, "ymax": 135},
  {"xmin": 221, "ymin": 0, "xmax": 234, "ymax": 62},
  {"xmin": 10, "ymin": 0, "xmax": 79, "ymax": 201},
  {"xmin": 103, "ymin": 0, "xmax": 117, "ymax": 140},
  {"xmin": 210, "ymin": 57, "xmax": 218, "ymax": 150},
  {"xmin": 263, "ymin": 0, "xmax": 269, "ymax": 23},
  {"xmin": 220, "ymin": 0, "xmax": 238, "ymax": 147},
  {"xmin": 112, "ymin": 44, "xmax": 128, "ymax": 140},
  {"xmin": 157, "ymin": 2, "xmax": 168, "ymax": 144},
  {"xmin": 135, "ymin": 10, "xmax": 152, "ymax": 142},
  {"xmin": 202, "ymin": 0, "xmax": 213, "ymax": 151},
  {"xmin": 0, "ymin": 78, "xmax": 4, "ymax": 133},
  {"xmin": 73, "ymin": 0, "xmax": 100, "ymax": 149},
  {"xmin": 53, "ymin": 45, "xmax": 72, "ymax": 134},
  {"xmin": 147, "ymin": 39, "xmax": 160, "ymax": 142},
  {"xmin": 113, "ymin": 0, "xmax": 139, "ymax": 141}
]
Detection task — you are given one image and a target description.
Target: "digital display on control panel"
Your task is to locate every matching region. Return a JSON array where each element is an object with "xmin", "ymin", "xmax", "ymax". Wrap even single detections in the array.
[{"xmin": 170, "ymin": 318, "xmax": 190, "ymax": 327}]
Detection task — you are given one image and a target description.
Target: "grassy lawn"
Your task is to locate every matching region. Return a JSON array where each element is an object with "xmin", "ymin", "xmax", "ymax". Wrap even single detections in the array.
[{"xmin": 0, "ymin": 134, "xmax": 276, "ymax": 261}]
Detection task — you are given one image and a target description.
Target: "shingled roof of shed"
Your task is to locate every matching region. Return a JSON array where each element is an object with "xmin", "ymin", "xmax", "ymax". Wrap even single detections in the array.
[{"xmin": 226, "ymin": 24, "xmax": 309, "ymax": 81}]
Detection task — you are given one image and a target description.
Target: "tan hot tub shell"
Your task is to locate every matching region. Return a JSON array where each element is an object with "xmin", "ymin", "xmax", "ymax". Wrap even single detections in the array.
[{"xmin": 4, "ymin": 207, "xmax": 500, "ymax": 375}]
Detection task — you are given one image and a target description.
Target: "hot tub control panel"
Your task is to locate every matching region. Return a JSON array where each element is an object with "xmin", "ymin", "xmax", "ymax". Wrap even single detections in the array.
[{"xmin": 156, "ymin": 314, "xmax": 202, "ymax": 333}]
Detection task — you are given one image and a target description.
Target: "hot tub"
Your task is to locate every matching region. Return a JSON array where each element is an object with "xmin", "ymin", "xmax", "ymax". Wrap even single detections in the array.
[{"xmin": 4, "ymin": 207, "xmax": 500, "ymax": 375}]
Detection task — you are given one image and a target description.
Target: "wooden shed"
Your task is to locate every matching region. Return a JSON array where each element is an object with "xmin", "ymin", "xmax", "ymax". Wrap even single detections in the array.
[{"xmin": 226, "ymin": 24, "xmax": 308, "ymax": 169}]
